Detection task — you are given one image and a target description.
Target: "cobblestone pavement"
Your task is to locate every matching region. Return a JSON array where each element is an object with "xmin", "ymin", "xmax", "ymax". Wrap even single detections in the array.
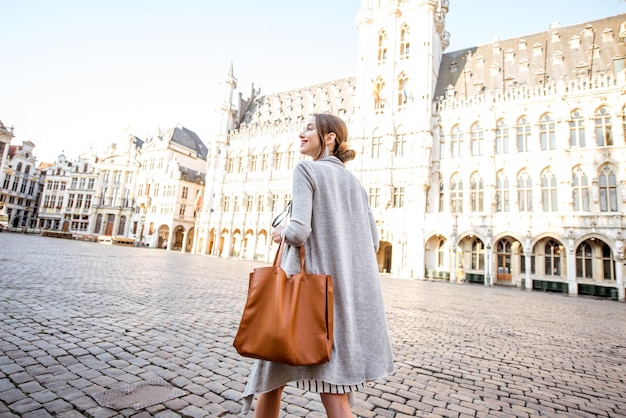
[{"xmin": 1, "ymin": 233, "xmax": 625, "ymax": 418}]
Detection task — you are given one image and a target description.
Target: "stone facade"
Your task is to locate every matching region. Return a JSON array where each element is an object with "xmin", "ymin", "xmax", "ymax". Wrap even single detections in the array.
[
  {"xmin": 192, "ymin": 1, "xmax": 626, "ymax": 301},
  {"xmin": 0, "ymin": 140, "xmax": 43, "ymax": 230},
  {"xmin": 37, "ymin": 153, "xmax": 98, "ymax": 235},
  {"xmin": 133, "ymin": 127, "xmax": 207, "ymax": 250}
]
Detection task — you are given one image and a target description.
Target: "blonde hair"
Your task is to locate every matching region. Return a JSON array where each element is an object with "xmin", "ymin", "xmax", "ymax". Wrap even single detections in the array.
[{"xmin": 313, "ymin": 113, "xmax": 356, "ymax": 163}]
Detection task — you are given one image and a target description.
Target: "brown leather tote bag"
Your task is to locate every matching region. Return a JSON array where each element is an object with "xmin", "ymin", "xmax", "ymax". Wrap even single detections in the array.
[{"xmin": 233, "ymin": 238, "xmax": 334, "ymax": 366}]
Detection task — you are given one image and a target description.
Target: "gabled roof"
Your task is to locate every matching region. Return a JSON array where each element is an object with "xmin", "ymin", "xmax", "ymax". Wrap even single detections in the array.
[
  {"xmin": 235, "ymin": 77, "xmax": 356, "ymax": 130},
  {"xmin": 167, "ymin": 126, "xmax": 208, "ymax": 160},
  {"xmin": 435, "ymin": 14, "xmax": 626, "ymax": 99}
]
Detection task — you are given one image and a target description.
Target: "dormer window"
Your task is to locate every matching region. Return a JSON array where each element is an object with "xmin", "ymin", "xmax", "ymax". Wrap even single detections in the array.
[
  {"xmin": 575, "ymin": 62, "xmax": 589, "ymax": 78},
  {"xmin": 445, "ymin": 84, "xmax": 455, "ymax": 99},
  {"xmin": 518, "ymin": 39, "xmax": 527, "ymax": 50},
  {"xmin": 570, "ymin": 35, "xmax": 581, "ymax": 49},
  {"xmin": 505, "ymin": 48, "xmax": 515, "ymax": 62},
  {"xmin": 552, "ymin": 51, "xmax": 564, "ymax": 64},
  {"xmin": 602, "ymin": 28, "xmax": 614, "ymax": 43}
]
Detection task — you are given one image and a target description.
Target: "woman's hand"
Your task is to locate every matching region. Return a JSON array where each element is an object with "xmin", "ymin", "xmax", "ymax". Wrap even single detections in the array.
[{"xmin": 271, "ymin": 226, "xmax": 285, "ymax": 244}]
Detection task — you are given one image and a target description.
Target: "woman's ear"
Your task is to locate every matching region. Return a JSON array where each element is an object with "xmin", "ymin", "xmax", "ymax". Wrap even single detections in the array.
[{"xmin": 326, "ymin": 133, "xmax": 336, "ymax": 145}]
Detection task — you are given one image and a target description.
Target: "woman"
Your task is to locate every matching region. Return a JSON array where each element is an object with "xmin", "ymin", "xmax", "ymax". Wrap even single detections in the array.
[{"xmin": 241, "ymin": 113, "xmax": 394, "ymax": 417}]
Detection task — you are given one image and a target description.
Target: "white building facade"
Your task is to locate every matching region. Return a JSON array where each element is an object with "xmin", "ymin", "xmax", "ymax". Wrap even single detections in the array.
[
  {"xmin": 133, "ymin": 127, "xmax": 207, "ymax": 250},
  {"xmin": 193, "ymin": 1, "xmax": 626, "ymax": 301},
  {"xmin": 38, "ymin": 153, "xmax": 98, "ymax": 235},
  {"xmin": 89, "ymin": 138, "xmax": 141, "ymax": 239},
  {"xmin": 0, "ymin": 140, "xmax": 43, "ymax": 230}
]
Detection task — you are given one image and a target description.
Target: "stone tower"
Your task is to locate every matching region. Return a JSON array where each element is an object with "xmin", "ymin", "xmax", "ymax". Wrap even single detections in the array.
[{"xmin": 352, "ymin": 0, "xmax": 449, "ymax": 278}]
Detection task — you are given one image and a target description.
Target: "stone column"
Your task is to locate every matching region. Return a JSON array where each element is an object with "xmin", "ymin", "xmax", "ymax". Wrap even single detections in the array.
[{"xmin": 566, "ymin": 232, "xmax": 578, "ymax": 296}]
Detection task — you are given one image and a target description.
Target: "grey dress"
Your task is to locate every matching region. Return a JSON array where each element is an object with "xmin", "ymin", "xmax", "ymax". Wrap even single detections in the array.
[{"xmin": 240, "ymin": 156, "xmax": 394, "ymax": 413}]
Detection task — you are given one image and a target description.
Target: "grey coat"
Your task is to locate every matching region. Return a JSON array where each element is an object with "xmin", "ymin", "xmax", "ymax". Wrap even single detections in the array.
[{"xmin": 241, "ymin": 156, "xmax": 394, "ymax": 412}]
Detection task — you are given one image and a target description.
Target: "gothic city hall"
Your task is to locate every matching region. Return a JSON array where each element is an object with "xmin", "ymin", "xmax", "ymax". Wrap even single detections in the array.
[{"xmin": 192, "ymin": 0, "xmax": 626, "ymax": 301}]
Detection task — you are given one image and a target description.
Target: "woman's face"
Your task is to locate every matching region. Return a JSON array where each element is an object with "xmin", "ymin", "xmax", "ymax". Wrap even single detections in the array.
[{"xmin": 299, "ymin": 117, "xmax": 322, "ymax": 158}]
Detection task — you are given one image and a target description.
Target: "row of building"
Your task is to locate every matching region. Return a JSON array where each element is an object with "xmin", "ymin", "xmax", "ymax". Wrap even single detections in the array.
[
  {"xmin": 0, "ymin": 124, "xmax": 206, "ymax": 251},
  {"xmin": 2, "ymin": 0, "xmax": 625, "ymax": 302}
]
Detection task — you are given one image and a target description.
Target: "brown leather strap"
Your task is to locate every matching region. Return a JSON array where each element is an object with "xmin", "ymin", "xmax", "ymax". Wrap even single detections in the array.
[{"xmin": 273, "ymin": 236, "xmax": 286, "ymax": 266}]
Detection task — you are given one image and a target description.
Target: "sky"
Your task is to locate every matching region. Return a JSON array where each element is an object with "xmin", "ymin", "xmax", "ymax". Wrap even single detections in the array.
[{"xmin": 1, "ymin": 0, "xmax": 625, "ymax": 163}]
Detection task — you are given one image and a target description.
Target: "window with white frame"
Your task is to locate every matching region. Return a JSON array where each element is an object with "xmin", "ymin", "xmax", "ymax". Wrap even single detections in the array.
[
  {"xmin": 516, "ymin": 117, "xmax": 530, "ymax": 152},
  {"xmin": 495, "ymin": 120, "xmax": 509, "ymax": 154},
  {"xmin": 599, "ymin": 165, "xmax": 618, "ymax": 212},
  {"xmin": 539, "ymin": 114, "xmax": 556, "ymax": 150},
  {"xmin": 541, "ymin": 169, "xmax": 558, "ymax": 212},
  {"xmin": 572, "ymin": 167, "xmax": 589, "ymax": 212},
  {"xmin": 470, "ymin": 173, "xmax": 484, "ymax": 212},
  {"xmin": 595, "ymin": 107, "xmax": 613, "ymax": 146},
  {"xmin": 517, "ymin": 170, "xmax": 533, "ymax": 211},
  {"xmin": 569, "ymin": 110, "xmax": 586, "ymax": 147}
]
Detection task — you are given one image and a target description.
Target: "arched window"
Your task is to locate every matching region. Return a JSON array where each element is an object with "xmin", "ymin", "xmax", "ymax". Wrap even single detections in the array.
[
  {"xmin": 400, "ymin": 24, "xmax": 410, "ymax": 58},
  {"xmin": 377, "ymin": 31, "xmax": 387, "ymax": 64},
  {"xmin": 572, "ymin": 167, "xmax": 589, "ymax": 212},
  {"xmin": 25, "ymin": 166, "xmax": 31, "ymax": 175},
  {"xmin": 393, "ymin": 133, "xmax": 407, "ymax": 157},
  {"xmin": 470, "ymin": 173, "xmax": 484, "ymax": 212},
  {"xmin": 450, "ymin": 174, "xmax": 463, "ymax": 213},
  {"xmin": 286, "ymin": 145, "xmax": 296, "ymax": 169},
  {"xmin": 437, "ymin": 238, "xmax": 445, "ymax": 268},
  {"xmin": 495, "ymin": 119, "xmax": 509, "ymax": 154},
  {"xmin": 595, "ymin": 107, "xmax": 613, "ymax": 146},
  {"xmin": 373, "ymin": 78, "xmax": 385, "ymax": 111},
  {"xmin": 576, "ymin": 242, "xmax": 593, "ymax": 279},
  {"xmin": 541, "ymin": 169, "xmax": 558, "ymax": 212},
  {"xmin": 274, "ymin": 149, "xmax": 284, "ymax": 170},
  {"xmin": 371, "ymin": 135, "xmax": 383, "ymax": 158},
  {"xmin": 397, "ymin": 74, "xmax": 409, "ymax": 107},
  {"xmin": 496, "ymin": 172, "xmax": 510, "ymax": 212},
  {"xmin": 16, "ymin": 163, "xmax": 22, "ymax": 172},
  {"xmin": 544, "ymin": 240, "xmax": 561, "ymax": 276},
  {"xmin": 539, "ymin": 114, "xmax": 556, "ymax": 150},
  {"xmin": 497, "ymin": 239, "xmax": 512, "ymax": 274},
  {"xmin": 438, "ymin": 177, "xmax": 444, "ymax": 212},
  {"xmin": 569, "ymin": 110, "xmax": 586, "ymax": 147},
  {"xmin": 471, "ymin": 239, "xmax": 484, "ymax": 270},
  {"xmin": 516, "ymin": 117, "xmax": 530, "ymax": 152},
  {"xmin": 517, "ymin": 170, "xmax": 533, "ymax": 211},
  {"xmin": 602, "ymin": 243, "xmax": 615, "ymax": 280},
  {"xmin": 599, "ymin": 165, "xmax": 618, "ymax": 212},
  {"xmin": 470, "ymin": 122, "xmax": 484, "ymax": 156},
  {"xmin": 438, "ymin": 126, "xmax": 445, "ymax": 160},
  {"xmin": 451, "ymin": 125, "xmax": 463, "ymax": 158},
  {"xmin": 260, "ymin": 148, "xmax": 269, "ymax": 171}
]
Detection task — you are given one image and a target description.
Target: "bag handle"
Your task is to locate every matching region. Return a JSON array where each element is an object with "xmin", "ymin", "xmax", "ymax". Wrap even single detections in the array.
[
  {"xmin": 273, "ymin": 236, "xmax": 286, "ymax": 267},
  {"xmin": 299, "ymin": 246, "xmax": 307, "ymax": 274},
  {"xmin": 273, "ymin": 236, "xmax": 308, "ymax": 275}
]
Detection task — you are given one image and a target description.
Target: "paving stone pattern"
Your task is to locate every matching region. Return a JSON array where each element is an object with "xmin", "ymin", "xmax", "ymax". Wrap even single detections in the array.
[{"xmin": 0, "ymin": 233, "xmax": 625, "ymax": 418}]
